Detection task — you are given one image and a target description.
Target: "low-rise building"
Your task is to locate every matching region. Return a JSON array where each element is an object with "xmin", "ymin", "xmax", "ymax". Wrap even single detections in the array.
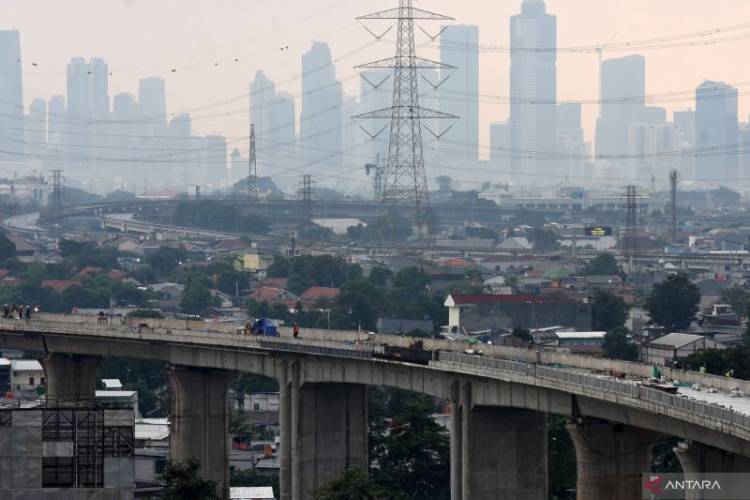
[{"xmin": 641, "ymin": 333, "xmax": 725, "ymax": 366}]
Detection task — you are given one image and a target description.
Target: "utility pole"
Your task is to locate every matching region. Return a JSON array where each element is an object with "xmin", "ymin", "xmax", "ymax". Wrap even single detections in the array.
[
  {"xmin": 623, "ymin": 185, "xmax": 638, "ymax": 271},
  {"xmin": 353, "ymin": 0, "xmax": 457, "ymax": 240},
  {"xmin": 669, "ymin": 170, "xmax": 679, "ymax": 245},
  {"xmin": 248, "ymin": 123, "xmax": 259, "ymax": 201},
  {"xmin": 49, "ymin": 169, "xmax": 63, "ymax": 211},
  {"xmin": 298, "ymin": 175, "xmax": 315, "ymax": 222}
]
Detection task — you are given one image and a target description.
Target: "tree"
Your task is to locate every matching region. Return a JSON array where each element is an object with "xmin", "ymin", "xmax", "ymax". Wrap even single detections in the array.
[
  {"xmin": 603, "ymin": 327, "xmax": 638, "ymax": 361},
  {"xmin": 584, "ymin": 253, "xmax": 620, "ymax": 276},
  {"xmin": 511, "ymin": 326, "xmax": 533, "ymax": 343},
  {"xmin": 645, "ymin": 274, "xmax": 700, "ymax": 331},
  {"xmin": 392, "ymin": 267, "xmax": 430, "ymax": 296},
  {"xmin": 528, "ymin": 228, "xmax": 560, "ymax": 251},
  {"xmin": 128, "ymin": 309, "xmax": 164, "ymax": 319},
  {"xmin": 548, "ymin": 415, "xmax": 576, "ymax": 499},
  {"xmin": 0, "ymin": 232, "xmax": 17, "ymax": 262},
  {"xmin": 313, "ymin": 468, "xmax": 386, "ymax": 500},
  {"xmin": 162, "ymin": 457, "xmax": 219, "ymax": 500},
  {"xmin": 180, "ymin": 278, "xmax": 215, "ymax": 315},
  {"xmin": 368, "ymin": 388, "xmax": 450, "ymax": 500},
  {"xmin": 591, "ymin": 289, "xmax": 628, "ymax": 332},
  {"xmin": 719, "ymin": 285, "xmax": 748, "ymax": 315}
]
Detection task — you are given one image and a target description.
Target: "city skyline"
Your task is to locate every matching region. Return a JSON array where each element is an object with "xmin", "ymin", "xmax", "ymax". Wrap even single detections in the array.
[{"xmin": 4, "ymin": 0, "xmax": 750, "ymax": 160}]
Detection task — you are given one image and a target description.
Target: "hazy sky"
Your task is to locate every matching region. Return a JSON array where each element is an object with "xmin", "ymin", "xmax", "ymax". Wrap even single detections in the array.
[{"xmin": 5, "ymin": 0, "xmax": 750, "ymax": 159}]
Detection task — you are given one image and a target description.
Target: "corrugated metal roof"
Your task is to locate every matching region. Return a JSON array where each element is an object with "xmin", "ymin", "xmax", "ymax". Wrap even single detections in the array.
[
  {"xmin": 11, "ymin": 360, "xmax": 42, "ymax": 372},
  {"xmin": 649, "ymin": 333, "xmax": 704, "ymax": 348},
  {"xmin": 230, "ymin": 486, "xmax": 275, "ymax": 499}
]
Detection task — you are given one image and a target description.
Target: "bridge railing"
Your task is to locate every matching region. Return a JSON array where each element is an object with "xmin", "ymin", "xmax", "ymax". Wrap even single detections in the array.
[{"xmin": 438, "ymin": 351, "xmax": 750, "ymax": 433}]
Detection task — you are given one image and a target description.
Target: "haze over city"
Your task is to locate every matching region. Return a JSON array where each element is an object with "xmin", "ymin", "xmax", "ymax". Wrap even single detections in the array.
[
  {"xmin": 4, "ymin": 0, "xmax": 750, "ymax": 192},
  {"xmin": 1, "ymin": 3, "xmax": 750, "ymax": 499}
]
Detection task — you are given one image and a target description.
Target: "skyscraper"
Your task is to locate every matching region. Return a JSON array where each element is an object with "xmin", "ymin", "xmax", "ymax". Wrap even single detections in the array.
[
  {"xmin": 510, "ymin": 0, "xmax": 557, "ymax": 181},
  {"xmin": 112, "ymin": 93, "xmax": 140, "ymax": 187},
  {"xmin": 300, "ymin": 42, "xmax": 343, "ymax": 177},
  {"xmin": 203, "ymin": 135, "xmax": 228, "ymax": 190},
  {"xmin": 250, "ymin": 71, "xmax": 297, "ymax": 187},
  {"xmin": 695, "ymin": 81, "xmax": 738, "ymax": 183},
  {"xmin": 595, "ymin": 55, "xmax": 646, "ymax": 158},
  {"xmin": 47, "ymin": 95, "xmax": 65, "ymax": 171},
  {"xmin": 139, "ymin": 77, "xmax": 167, "ymax": 132},
  {"xmin": 66, "ymin": 57, "xmax": 93, "ymax": 177},
  {"xmin": 557, "ymin": 103, "xmax": 586, "ymax": 181},
  {"xmin": 139, "ymin": 77, "xmax": 168, "ymax": 186},
  {"xmin": 440, "ymin": 25, "xmax": 479, "ymax": 162},
  {"xmin": 0, "ymin": 31, "xmax": 24, "ymax": 159},
  {"xmin": 25, "ymin": 98, "xmax": 47, "ymax": 158}
]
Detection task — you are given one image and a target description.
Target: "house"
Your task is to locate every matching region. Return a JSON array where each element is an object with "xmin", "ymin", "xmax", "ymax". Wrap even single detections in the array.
[
  {"xmin": 641, "ymin": 333, "xmax": 725, "ymax": 366},
  {"xmin": 7, "ymin": 235, "xmax": 40, "ymax": 263},
  {"xmin": 299, "ymin": 287, "xmax": 340, "ymax": 309},
  {"xmin": 107, "ymin": 269, "xmax": 128, "ymax": 281},
  {"xmin": 236, "ymin": 252, "xmax": 273, "ymax": 273},
  {"xmin": 249, "ymin": 287, "xmax": 299, "ymax": 307},
  {"xmin": 260, "ymin": 277, "xmax": 289, "ymax": 290},
  {"xmin": 41, "ymin": 279, "xmax": 82, "ymax": 293},
  {"xmin": 478, "ymin": 255, "xmax": 541, "ymax": 273},
  {"xmin": 211, "ymin": 289, "xmax": 234, "ymax": 309},
  {"xmin": 150, "ymin": 283, "xmax": 185, "ymax": 311},
  {"xmin": 116, "ymin": 239, "xmax": 141, "ymax": 254},
  {"xmin": 10, "ymin": 359, "xmax": 44, "ymax": 393},
  {"xmin": 134, "ymin": 418, "xmax": 170, "ymax": 483},
  {"xmin": 213, "ymin": 239, "xmax": 255, "ymax": 254},
  {"xmin": 444, "ymin": 294, "xmax": 592, "ymax": 333},
  {"xmin": 77, "ymin": 266, "xmax": 104, "ymax": 278},
  {"xmin": 497, "ymin": 237, "xmax": 533, "ymax": 251}
]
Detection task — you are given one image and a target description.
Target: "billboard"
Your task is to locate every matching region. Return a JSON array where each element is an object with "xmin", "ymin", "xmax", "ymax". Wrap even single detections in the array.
[{"xmin": 584, "ymin": 226, "xmax": 612, "ymax": 237}]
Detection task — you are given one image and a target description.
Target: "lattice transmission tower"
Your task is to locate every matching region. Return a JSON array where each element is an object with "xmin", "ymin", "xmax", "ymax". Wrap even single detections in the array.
[
  {"xmin": 623, "ymin": 185, "xmax": 639, "ymax": 271},
  {"xmin": 248, "ymin": 123, "xmax": 259, "ymax": 201},
  {"xmin": 354, "ymin": 0, "xmax": 457, "ymax": 239},
  {"xmin": 669, "ymin": 170, "xmax": 678, "ymax": 245}
]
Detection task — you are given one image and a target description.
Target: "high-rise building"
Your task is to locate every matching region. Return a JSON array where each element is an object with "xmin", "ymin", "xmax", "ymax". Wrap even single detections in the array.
[
  {"xmin": 674, "ymin": 109, "xmax": 696, "ymax": 180},
  {"xmin": 25, "ymin": 98, "xmax": 47, "ymax": 156},
  {"xmin": 66, "ymin": 57, "xmax": 93, "ymax": 178},
  {"xmin": 230, "ymin": 148, "xmax": 247, "ymax": 186},
  {"xmin": 300, "ymin": 42, "xmax": 343, "ymax": 177},
  {"xmin": 250, "ymin": 72, "xmax": 297, "ymax": 188},
  {"xmin": 440, "ymin": 25, "xmax": 479, "ymax": 162},
  {"xmin": 0, "ymin": 31, "xmax": 24, "ymax": 159},
  {"xmin": 556, "ymin": 103, "xmax": 586, "ymax": 181},
  {"xmin": 204, "ymin": 135, "xmax": 227, "ymax": 190},
  {"xmin": 112, "ymin": 93, "xmax": 140, "ymax": 187},
  {"xmin": 695, "ymin": 80, "xmax": 738, "ymax": 183},
  {"xmin": 628, "ymin": 123, "xmax": 677, "ymax": 184},
  {"xmin": 139, "ymin": 77, "xmax": 167, "ymax": 131},
  {"xmin": 490, "ymin": 122, "xmax": 511, "ymax": 173},
  {"xmin": 46, "ymin": 95, "xmax": 65, "ymax": 171},
  {"xmin": 595, "ymin": 55, "xmax": 646, "ymax": 158},
  {"xmin": 510, "ymin": 0, "xmax": 557, "ymax": 181}
]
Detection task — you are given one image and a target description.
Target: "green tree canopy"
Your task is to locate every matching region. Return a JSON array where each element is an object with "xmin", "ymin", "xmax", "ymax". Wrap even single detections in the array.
[
  {"xmin": 591, "ymin": 289, "xmax": 628, "ymax": 332},
  {"xmin": 584, "ymin": 253, "xmax": 620, "ymax": 276},
  {"xmin": 313, "ymin": 468, "xmax": 386, "ymax": 500},
  {"xmin": 180, "ymin": 278, "xmax": 216, "ymax": 315},
  {"xmin": 162, "ymin": 458, "xmax": 219, "ymax": 500},
  {"xmin": 0, "ymin": 232, "xmax": 17, "ymax": 262},
  {"xmin": 645, "ymin": 274, "xmax": 700, "ymax": 332},
  {"xmin": 719, "ymin": 285, "xmax": 748, "ymax": 315},
  {"xmin": 603, "ymin": 327, "xmax": 639, "ymax": 361},
  {"xmin": 511, "ymin": 326, "xmax": 533, "ymax": 343}
]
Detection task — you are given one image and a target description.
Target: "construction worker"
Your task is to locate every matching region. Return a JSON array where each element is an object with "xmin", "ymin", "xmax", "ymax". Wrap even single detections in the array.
[{"xmin": 293, "ymin": 323, "xmax": 300, "ymax": 339}]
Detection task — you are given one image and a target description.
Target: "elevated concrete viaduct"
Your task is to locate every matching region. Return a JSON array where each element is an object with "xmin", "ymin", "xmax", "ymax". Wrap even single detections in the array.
[{"xmin": 1, "ymin": 316, "xmax": 749, "ymax": 499}]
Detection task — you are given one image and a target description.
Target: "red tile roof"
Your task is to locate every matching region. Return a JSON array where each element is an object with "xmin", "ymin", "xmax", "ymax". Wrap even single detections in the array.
[
  {"xmin": 448, "ymin": 294, "xmax": 578, "ymax": 305},
  {"xmin": 299, "ymin": 287, "xmax": 340, "ymax": 302},
  {"xmin": 108, "ymin": 270, "xmax": 128, "ymax": 281},
  {"xmin": 250, "ymin": 287, "xmax": 298, "ymax": 304},
  {"xmin": 41, "ymin": 280, "xmax": 82, "ymax": 293},
  {"xmin": 78, "ymin": 266, "xmax": 103, "ymax": 277}
]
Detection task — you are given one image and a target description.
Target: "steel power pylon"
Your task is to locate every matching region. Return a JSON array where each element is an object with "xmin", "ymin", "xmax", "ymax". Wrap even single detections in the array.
[
  {"xmin": 50, "ymin": 169, "xmax": 64, "ymax": 211},
  {"xmin": 298, "ymin": 174, "xmax": 315, "ymax": 221},
  {"xmin": 353, "ymin": 0, "xmax": 457, "ymax": 240},
  {"xmin": 669, "ymin": 170, "xmax": 679, "ymax": 244},
  {"xmin": 623, "ymin": 185, "xmax": 639, "ymax": 270},
  {"xmin": 248, "ymin": 123, "xmax": 259, "ymax": 201}
]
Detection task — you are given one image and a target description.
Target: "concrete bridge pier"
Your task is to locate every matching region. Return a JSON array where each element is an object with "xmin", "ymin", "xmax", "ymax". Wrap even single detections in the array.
[
  {"xmin": 567, "ymin": 418, "xmax": 657, "ymax": 500},
  {"xmin": 452, "ymin": 382, "xmax": 548, "ymax": 500},
  {"xmin": 674, "ymin": 441, "xmax": 750, "ymax": 473},
  {"xmin": 41, "ymin": 353, "xmax": 101, "ymax": 405},
  {"xmin": 169, "ymin": 365, "xmax": 235, "ymax": 500},
  {"xmin": 280, "ymin": 365, "xmax": 368, "ymax": 500}
]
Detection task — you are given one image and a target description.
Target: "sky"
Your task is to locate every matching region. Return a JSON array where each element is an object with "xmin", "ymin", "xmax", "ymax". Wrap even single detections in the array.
[{"xmin": 5, "ymin": 0, "xmax": 750, "ymax": 159}]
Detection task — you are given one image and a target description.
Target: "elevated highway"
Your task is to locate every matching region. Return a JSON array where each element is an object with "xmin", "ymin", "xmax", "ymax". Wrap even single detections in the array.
[{"xmin": 1, "ymin": 314, "xmax": 749, "ymax": 499}]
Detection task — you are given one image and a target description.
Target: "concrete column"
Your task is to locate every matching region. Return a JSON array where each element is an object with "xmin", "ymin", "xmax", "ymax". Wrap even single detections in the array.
[
  {"xmin": 450, "ymin": 381, "xmax": 462, "ymax": 500},
  {"xmin": 169, "ymin": 366, "xmax": 234, "ymax": 500},
  {"xmin": 292, "ymin": 382, "xmax": 368, "ymax": 499},
  {"xmin": 567, "ymin": 419, "xmax": 657, "ymax": 500},
  {"xmin": 279, "ymin": 362, "xmax": 292, "ymax": 500},
  {"xmin": 41, "ymin": 353, "xmax": 100, "ymax": 405},
  {"xmin": 455, "ymin": 381, "xmax": 546, "ymax": 500},
  {"xmin": 291, "ymin": 362, "xmax": 302, "ymax": 500},
  {"xmin": 674, "ymin": 441, "xmax": 750, "ymax": 474},
  {"xmin": 460, "ymin": 381, "xmax": 472, "ymax": 499}
]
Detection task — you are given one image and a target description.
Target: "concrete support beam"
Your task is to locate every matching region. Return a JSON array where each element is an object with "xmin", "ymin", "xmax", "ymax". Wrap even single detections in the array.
[
  {"xmin": 290, "ymin": 382, "xmax": 369, "ymax": 500},
  {"xmin": 453, "ymin": 382, "xmax": 547, "ymax": 500},
  {"xmin": 567, "ymin": 419, "xmax": 657, "ymax": 500},
  {"xmin": 674, "ymin": 441, "xmax": 750, "ymax": 474},
  {"xmin": 41, "ymin": 353, "xmax": 100, "ymax": 405},
  {"xmin": 279, "ymin": 362, "xmax": 292, "ymax": 500},
  {"xmin": 169, "ymin": 366, "xmax": 234, "ymax": 500}
]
